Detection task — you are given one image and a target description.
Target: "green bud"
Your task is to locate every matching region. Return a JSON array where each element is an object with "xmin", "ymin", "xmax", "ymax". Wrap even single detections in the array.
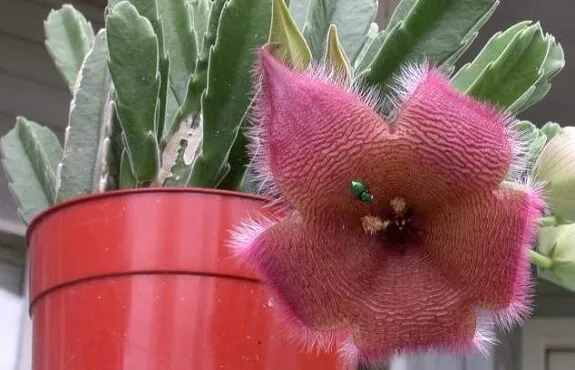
[
  {"xmin": 537, "ymin": 224, "xmax": 575, "ymax": 292},
  {"xmin": 535, "ymin": 126, "xmax": 575, "ymax": 220}
]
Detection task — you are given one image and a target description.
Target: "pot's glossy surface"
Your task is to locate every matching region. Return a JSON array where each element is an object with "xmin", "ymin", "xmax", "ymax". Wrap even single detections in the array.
[{"xmin": 28, "ymin": 188, "xmax": 343, "ymax": 370}]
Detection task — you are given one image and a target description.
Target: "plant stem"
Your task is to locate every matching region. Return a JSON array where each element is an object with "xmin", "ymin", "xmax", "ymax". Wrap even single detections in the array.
[
  {"xmin": 528, "ymin": 249, "xmax": 553, "ymax": 269},
  {"xmin": 540, "ymin": 216, "xmax": 558, "ymax": 227}
]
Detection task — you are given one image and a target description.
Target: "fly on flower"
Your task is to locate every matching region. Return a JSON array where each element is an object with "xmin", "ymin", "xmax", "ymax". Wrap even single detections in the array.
[{"xmin": 230, "ymin": 47, "xmax": 544, "ymax": 368}]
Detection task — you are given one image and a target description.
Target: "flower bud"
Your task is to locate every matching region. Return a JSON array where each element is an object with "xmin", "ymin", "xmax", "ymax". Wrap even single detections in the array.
[
  {"xmin": 537, "ymin": 224, "xmax": 575, "ymax": 291},
  {"xmin": 535, "ymin": 126, "xmax": 575, "ymax": 220}
]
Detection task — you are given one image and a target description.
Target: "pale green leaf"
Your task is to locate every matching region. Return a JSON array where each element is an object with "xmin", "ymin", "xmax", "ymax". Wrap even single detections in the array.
[
  {"xmin": 44, "ymin": 4, "xmax": 95, "ymax": 92},
  {"xmin": 452, "ymin": 21, "xmax": 531, "ymax": 91},
  {"xmin": 169, "ymin": 0, "xmax": 226, "ymax": 134},
  {"xmin": 158, "ymin": 0, "xmax": 197, "ymax": 105},
  {"xmin": 289, "ymin": 0, "xmax": 310, "ymax": 30},
  {"xmin": 107, "ymin": 1, "xmax": 160, "ymax": 183},
  {"xmin": 190, "ymin": 0, "xmax": 213, "ymax": 50},
  {"xmin": 119, "ymin": 148, "xmax": 137, "ymax": 188},
  {"xmin": 108, "ymin": 0, "xmax": 170, "ymax": 139},
  {"xmin": 386, "ymin": 0, "xmax": 417, "ymax": 30},
  {"xmin": 1, "ymin": 118, "xmax": 62, "ymax": 224},
  {"xmin": 57, "ymin": 30, "xmax": 113, "ymax": 202},
  {"xmin": 541, "ymin": 122, "xmax": 562, "ymax": 144},
  {"xmin": 508, "ymin": 36, "xmax": 565, "ymax": 114},
  {"xmin": 269, "ymin": 0, "xmax": 312, "ymax": 69},
  {"xmin": 187, "ymin": 0, "xmax": 272, "ymax": 187},
  {"xmin": 353, "ymin": 27, "xmax": 385, "ymax": 74},
  {"xmin": 464, "ymin": 23, "xmax": 550, "ymax": 110},
  {"xmin": 303, "ymin": 0, "xmax": 377, "ymax": 62},
  {"xmin": 324, "ymin": 24, "xmax": 351, "ymax": 82},
  {"xmin": 362, "ymin": 0, "xmax": 498, "ymax": 93}
]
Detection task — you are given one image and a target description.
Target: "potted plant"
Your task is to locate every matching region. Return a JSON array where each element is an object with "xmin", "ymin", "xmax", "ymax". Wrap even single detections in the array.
[{"xmin": 1, "ymin": 0, "xmax": 575, "ymax": 369}]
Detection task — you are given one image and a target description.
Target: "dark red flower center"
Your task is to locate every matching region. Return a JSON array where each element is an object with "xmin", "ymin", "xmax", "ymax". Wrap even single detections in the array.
[
  {"xmin": 382, "ymin": 208, "xmax": 415, "ymax": 246},
  {"xmin": 361, "ymin": 197, "xmax": 423, "ymax": 252}
]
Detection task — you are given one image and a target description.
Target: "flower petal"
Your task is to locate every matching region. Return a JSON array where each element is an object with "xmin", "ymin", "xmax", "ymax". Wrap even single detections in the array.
[
  {"xmin": 251, "ymin": 51, "xmax": 518, "ymax": 218},
  {"xmin": 422, "ymin": 186, "xmax": 544, "ymax": 327},
  {"xmin": 233, "ymin": 212, "xmax": 481, "ymax": 365},
  {"xmin": 251, "ymin": 48, "xmax": 401, "ymax": 217},
  {"xmin": 390, "ymin": 65, "xmax": 518, "ymax": 210},
  {"xmin": 345, "ymin": 249, "xmax": 477, "ymax": 364},
  {"xmin": 237, "ymin": 213, "xmax": 381, "ymax": 345}
]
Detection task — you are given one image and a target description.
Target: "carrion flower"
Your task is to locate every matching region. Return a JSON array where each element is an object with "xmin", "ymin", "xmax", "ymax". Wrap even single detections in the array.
[{"xmin": 231, "ymin": 48, "xmax": 545, "ymax": 368}]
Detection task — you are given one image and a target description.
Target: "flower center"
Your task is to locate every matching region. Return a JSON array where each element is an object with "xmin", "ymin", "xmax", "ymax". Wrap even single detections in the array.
[{"xmin": 361, "ymin": 197, "xmax": 421, "ymax": 250}]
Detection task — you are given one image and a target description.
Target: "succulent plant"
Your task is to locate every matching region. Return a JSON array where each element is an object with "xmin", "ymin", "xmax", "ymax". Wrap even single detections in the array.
[{"xmin": 1, "ymin": 0, "xmax": 574, "ymax": 304}]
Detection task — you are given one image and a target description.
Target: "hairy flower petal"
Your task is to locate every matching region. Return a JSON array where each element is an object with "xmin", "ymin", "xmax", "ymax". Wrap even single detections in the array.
[
  {"xmin": 422, "ymin": 186, "xmax": 544, "ymax": 327},
  {"xmin": 233, "ymin": 212, "xmax": 483, "ymax": 365},
  {"xmin": 251, "ymin": 50, "xmax": 517, "ymax": 218},
  {"xmin": 240, "ymin": 49, "xmax": 538, "ymax": 366},
  {"xmin": 251, "ymin": 49, "xmax": 396, "ymax": 217},
  {"xmin": 347, "ymin": 250, "xmax": 477, "ymax": 365},
  {"xmin": 389, "ymin": 65, "xmax": 517, "ymax": 211},
  {"xmin": 238, "ymin": 213, "xmax": 380, "ymax": 333}
]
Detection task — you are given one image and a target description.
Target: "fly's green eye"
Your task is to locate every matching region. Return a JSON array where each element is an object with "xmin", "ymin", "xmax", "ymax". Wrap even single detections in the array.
[{"xmin": 350, "ymin": 180, "xmax": 373, "ymax": 203}]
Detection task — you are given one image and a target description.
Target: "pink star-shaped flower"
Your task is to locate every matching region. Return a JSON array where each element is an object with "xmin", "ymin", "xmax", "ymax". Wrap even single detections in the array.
[{"xmin": 231, "ymin": 48, "xmax": 544, "ymax": 367}]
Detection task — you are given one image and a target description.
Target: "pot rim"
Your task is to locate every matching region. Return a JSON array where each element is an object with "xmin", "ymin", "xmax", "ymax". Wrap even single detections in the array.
[{"xmin": 26, "ymin": 187, "xmax": 270, "ymax": 244}]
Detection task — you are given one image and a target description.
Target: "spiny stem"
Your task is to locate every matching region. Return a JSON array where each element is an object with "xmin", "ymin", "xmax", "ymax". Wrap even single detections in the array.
[{"xmin": 528, "ymin": 249, "xmax": 553, "ymax": 269}]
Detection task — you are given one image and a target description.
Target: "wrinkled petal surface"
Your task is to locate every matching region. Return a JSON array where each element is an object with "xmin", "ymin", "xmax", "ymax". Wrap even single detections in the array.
[
  {"xmin": 253, "ymin": 49, "xmax": 392, "ymax": 217},
  {"xmin": 237, "ymin": 213, "xmax": 479, "ymax": 364},
  {"xmin": 392, "ymin": 68, "xmax": 516, "ymax": 211},
  {"xmin": 347, "ymin": 251, "xmax": 476, "ymax": 364},
  {"xmin": 239, "ymin": 49, "xmax": 540, "ymax": 367},
  {"xmin": 253, "ymin": 50, "xmax": 515, "ymax": 216},
  {"xmin": 240, "ymin": 214, "xmax": 381, "ymax": 334},
  {"xmin": 422, "ymin": 187, "xmax": 544, "ymax": 323}
]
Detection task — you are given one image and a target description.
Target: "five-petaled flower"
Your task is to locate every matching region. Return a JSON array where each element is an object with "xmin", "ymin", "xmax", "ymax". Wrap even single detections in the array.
[{"xmin": 230, "ymin": 48, "xmax": 544, "ymax": 368}]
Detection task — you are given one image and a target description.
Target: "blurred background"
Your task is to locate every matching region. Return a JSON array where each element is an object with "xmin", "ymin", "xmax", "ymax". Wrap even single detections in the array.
[{"xmin": 0, "ymin": 1, "xmax": 574, "ymax": 369}]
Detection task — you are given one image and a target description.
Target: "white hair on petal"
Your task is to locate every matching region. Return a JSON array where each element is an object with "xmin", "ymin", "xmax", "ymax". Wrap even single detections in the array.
[
  {"xmin": 473, "ymin": 311, "xmax": 499, "ymax": 356},
  {"xmin": 386, "ymin": 61, "xmax": 432, "ymax": 110},
  {"xmin": 376, "ymin": 60, "xmax": 531, "ymax": 183},
  {"xmin": 500, "ymin": 174, "xmax": 547, "ymax": 207},
  {"xmin": 504, "ymin": 118, "xmax": 536, "ymax": 182},
  {"xmin": 496, "ymin": 175, "xmax": 545, "ymax": 331},
  {"xmin": 333, "ymin": 310, "xmax": 501, "ymax": 367},
  {"xmin": 337, "ymin": 339, "xmax": 360, "ymax": 369},
  {"xmin": 519, "ymin": 175, "xmax": 546, "ymax": 202},
  {"xmin": 227, "ymin": 215, "xmax": 277, "ymax": 257},
  {"xmin": 302, "ymin": 59, "xmax": 385, "ymax": 113},
  {"xmin": 493, "ymin": 291, "xmax": 534, "ymax": 332}
]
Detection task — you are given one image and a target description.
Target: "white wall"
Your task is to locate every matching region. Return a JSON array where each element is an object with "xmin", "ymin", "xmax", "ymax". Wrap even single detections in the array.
[{"xmin": 0, "ymin": 289, "xmax": 22, "ymax": 370}]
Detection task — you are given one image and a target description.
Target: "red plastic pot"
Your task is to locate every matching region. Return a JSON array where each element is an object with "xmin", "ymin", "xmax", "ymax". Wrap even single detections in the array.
[{"xmin": 27, "ymin": 188, "xmax": 343, "ymax": 370}]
